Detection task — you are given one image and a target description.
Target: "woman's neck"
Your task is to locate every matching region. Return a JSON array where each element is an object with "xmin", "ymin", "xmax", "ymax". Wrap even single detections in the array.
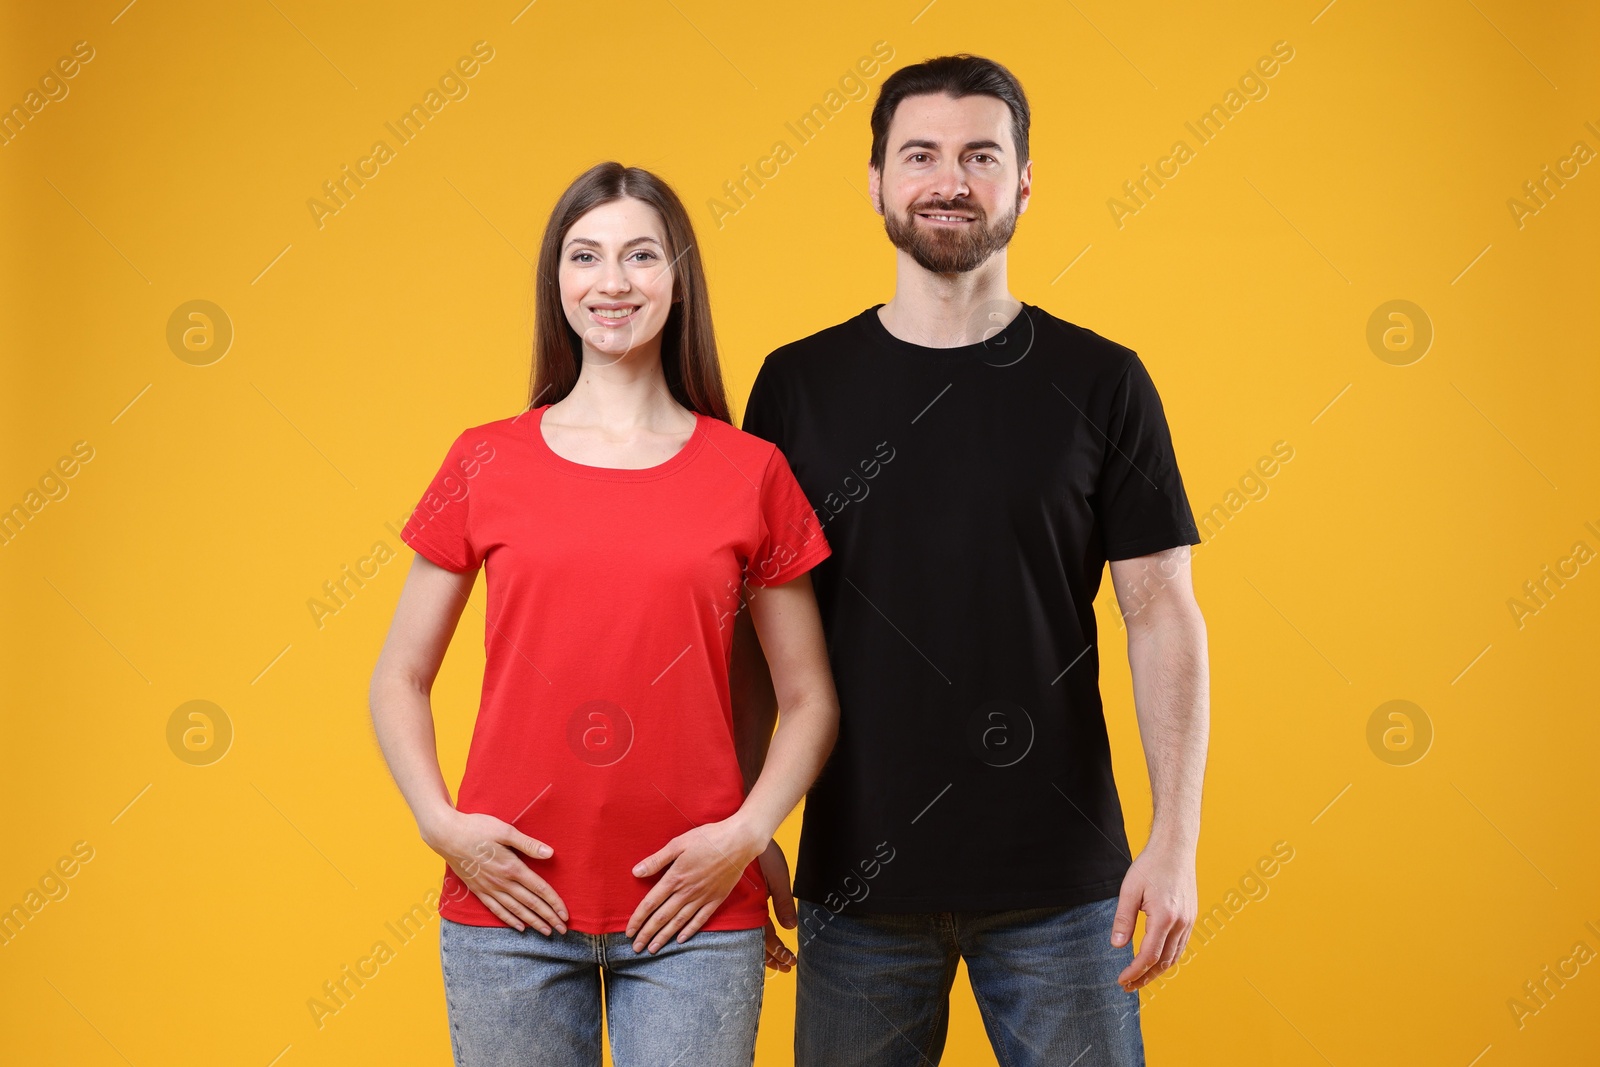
[{"xmin": 550, "ymin": 352, "xmax": 688, "ymax": 432}]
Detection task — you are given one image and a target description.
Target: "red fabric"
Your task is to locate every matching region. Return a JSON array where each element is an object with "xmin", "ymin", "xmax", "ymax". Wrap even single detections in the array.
[{"xmin": 400, "ymin": 404, "xmax": 830, "ymax": 933}]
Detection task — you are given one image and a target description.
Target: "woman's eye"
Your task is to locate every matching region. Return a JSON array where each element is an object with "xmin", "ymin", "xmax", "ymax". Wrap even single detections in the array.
[{"xmin": 570, "ymin": 250, "xmax": 658, "ymax": 263}]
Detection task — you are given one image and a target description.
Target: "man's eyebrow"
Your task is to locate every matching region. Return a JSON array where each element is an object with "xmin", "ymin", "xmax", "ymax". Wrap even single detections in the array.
[
  {"xmin": 895, "ymin": 138, "xmax": 1006, "ymax": 154},
  {"xmin": 562, "ymin": 235, "xmax": 664, "ymax": 251}
]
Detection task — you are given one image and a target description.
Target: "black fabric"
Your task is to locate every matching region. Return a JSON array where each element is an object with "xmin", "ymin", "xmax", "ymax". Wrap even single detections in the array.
[{"xmin": 741, "ymin": 302, "xmax": 1201, "ymax": 912}]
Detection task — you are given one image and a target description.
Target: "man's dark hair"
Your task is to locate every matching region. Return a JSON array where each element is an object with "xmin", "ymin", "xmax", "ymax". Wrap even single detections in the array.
[{"xmin": 869, "ymin": 54, "xmax": 1030, "ymax": 173}]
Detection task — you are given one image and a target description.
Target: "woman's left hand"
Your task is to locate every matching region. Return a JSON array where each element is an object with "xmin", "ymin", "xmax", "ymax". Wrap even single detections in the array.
[{"xmin": 626, "ymin": 817, "xmax": 766, "ymax": 953}]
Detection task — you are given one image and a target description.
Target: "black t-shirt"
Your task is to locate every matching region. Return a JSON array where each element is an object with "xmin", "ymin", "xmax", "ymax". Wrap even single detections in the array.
[{"xmin": 741, "ymin": 301, "xmax": 1201, "ymax": 913}]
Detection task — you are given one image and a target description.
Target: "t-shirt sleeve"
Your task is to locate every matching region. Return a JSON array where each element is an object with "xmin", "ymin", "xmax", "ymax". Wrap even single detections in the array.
[
  {"xmin": 1096, "ymin": 354, "xmax": 1202, "ymax": 561},
  {"xmin": 745, "ymin": 445, "xmax": 830, "ymax": 588},
  {"xmin": 740, "ymin": 356, "xmax": 785, "ymax": 448},
  {"xmin": 399, "ymin": 431, "xmax": 489, "ymax": 573}
]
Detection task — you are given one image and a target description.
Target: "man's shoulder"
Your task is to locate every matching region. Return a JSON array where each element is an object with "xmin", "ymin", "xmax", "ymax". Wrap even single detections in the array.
[
  {"xmin": 752, "ymin": 302, "xmax": 1144, "ymax": 382},
  {"xmin": 1024, "ymin": 304, "xmax": 1139, "ymax": 377},
  {"xmin": 758, "ymin": 308, "xmax": 872, "ymax": 378}
]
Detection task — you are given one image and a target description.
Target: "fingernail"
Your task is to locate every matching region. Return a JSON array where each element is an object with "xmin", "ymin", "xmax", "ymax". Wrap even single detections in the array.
[{"xmin": 632, "ymin": 865, "xmax": 644, "ymax": 876}]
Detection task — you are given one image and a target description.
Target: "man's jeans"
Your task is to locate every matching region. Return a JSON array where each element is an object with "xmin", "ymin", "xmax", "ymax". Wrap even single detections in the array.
[
  {"xmin": 795, "ymin": 895, "xmax": 1144, "ymax": 1067},
  {"xmin": 439, "ymin": 916, "xmax": 765, "ymax": 1066}
]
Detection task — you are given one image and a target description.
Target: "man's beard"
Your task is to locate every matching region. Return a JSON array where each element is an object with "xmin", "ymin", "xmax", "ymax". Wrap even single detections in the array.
[{"xmin": 882, "ymin": 191, "xmax": 1020, "ymax": 274}]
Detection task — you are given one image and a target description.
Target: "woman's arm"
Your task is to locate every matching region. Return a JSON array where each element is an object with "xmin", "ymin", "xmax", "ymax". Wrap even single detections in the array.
[
  {"xmin": 626, "ymin": 572, "xmax": 840, "ymax": 953},
  {"xmin": 369, "ymin": 554, "xmax": 570, "ymax": 934}
]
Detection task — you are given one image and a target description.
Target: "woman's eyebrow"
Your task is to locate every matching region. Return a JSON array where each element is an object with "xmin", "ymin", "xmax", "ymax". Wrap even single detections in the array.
[{"xmin": 563, "ymin": 235, "xmax": 664, "ymax": 251}]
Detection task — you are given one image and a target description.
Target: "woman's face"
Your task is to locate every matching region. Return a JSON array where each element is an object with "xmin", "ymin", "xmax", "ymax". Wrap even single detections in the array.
[{"xmin": 558, "ymin": 197, "xmax": 678, "ymax": 366}]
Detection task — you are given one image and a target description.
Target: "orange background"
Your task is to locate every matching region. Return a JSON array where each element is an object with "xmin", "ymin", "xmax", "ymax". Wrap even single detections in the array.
[{"xmin": 2, "ymin": 1, "xmax": 1597, "ymax": 1064}]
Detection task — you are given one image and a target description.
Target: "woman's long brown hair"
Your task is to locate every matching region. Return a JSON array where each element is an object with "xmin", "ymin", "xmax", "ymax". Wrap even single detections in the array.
[{"xmin": 529, "ymin": 162, "xmax": 732, "ymax": 423}]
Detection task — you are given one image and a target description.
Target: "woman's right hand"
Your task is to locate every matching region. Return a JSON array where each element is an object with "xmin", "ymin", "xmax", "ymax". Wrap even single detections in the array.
[{"xmin": 423, "ymin": 810, "xmax": 569, "ymax": 935}]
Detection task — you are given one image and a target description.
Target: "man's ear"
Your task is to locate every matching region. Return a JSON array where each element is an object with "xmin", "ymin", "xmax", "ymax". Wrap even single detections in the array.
[{"xmin": 867, "ymin": 165, "xmax": 884, "ymax": 216}]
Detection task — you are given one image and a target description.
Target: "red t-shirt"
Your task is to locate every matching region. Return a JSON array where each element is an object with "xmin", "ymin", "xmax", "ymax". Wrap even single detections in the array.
[{"xmin": 400, "ymin": 403, "xmax": 830, "ymax": 933}]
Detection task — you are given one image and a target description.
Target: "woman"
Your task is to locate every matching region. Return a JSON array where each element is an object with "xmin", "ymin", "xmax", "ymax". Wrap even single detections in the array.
[{"xmin": 369, "ymin": 161, "xmax": 839, "ymax": 1066}]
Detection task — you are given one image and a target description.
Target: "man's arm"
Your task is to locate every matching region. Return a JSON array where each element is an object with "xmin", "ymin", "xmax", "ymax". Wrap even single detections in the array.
[
  {"xmin": 1113, "ymin": 543, "xmax": 1209, "ymax": 852},
  {"xmin": 731, "ymin": 607, "xmax": 780, "ymax": 793},
  {"xmin": 729, "ymin": 600, "xmax": 799, "ymax": 969},
  {"xmin": 1106, "ymin": 543, "xmax": 1209, "ymax": 992},
  {"xmin": 733, "ymin": 362, "xmax": 803, "ymax": 967}
]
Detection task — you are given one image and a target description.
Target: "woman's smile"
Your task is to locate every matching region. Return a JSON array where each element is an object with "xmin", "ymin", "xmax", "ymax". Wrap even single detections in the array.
[{"xmin": 587, "ymin": 302, "xmax": 642, "ymax": 327}]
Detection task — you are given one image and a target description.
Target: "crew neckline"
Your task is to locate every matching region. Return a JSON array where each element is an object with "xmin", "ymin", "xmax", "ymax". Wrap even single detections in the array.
[
  {"xmin": 857, "ymin": 301, "xmax": 1036, "ymax": 362},
  {"xmin": 530, "ymin": 403, "xmax": 707, "ymax": 481}
]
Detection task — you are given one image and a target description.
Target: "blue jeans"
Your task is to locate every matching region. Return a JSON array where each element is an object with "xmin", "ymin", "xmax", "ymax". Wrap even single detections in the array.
[
  {"xmin": 439, "ymin": 917, "xmax": 765, "ymax": 1066},
  {"xmin": 794, "ymin": 895, "xmax": 1144, "ymax": 1067}
]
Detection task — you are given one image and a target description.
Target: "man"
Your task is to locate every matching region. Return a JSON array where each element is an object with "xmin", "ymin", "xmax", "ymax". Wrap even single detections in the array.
[{"xmin": 733, "ymin": 53, "xmax": 1209, "ymax": 1066}]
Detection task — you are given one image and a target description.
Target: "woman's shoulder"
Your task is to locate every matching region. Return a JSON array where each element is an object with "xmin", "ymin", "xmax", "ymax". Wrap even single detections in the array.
[
  {"xmin": 697, "ymin": 412, "xmax": 789, "ymax": 481},
  {"xmin": 700, "ymin": 412, "xmax": 780, "ymax": 459},
  {"xmin": 440, "ymin": 411, "xmax": 535, "ymax": 450}
]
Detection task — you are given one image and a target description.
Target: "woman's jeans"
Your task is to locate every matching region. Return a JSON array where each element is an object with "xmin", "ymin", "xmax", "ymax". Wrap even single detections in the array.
[
  {"xmin": 794, "ymin": 895, "xmax": 1145, "ymax": 1067},
  {"xmin": 439, "ymin": 917, "xmax": 765, "ymax": 1066}
]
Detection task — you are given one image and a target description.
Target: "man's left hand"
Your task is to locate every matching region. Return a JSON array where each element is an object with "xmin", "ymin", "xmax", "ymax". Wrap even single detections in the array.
[{"xmin": 1111, "ymin": 837, "xmax": 1198, "ymax": 992}]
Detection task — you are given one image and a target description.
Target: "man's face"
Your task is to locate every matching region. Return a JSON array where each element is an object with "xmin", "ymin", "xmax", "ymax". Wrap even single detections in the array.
[{"xmin": 870, "ymin": 92, "xmax": 1031, "ymax": 274}]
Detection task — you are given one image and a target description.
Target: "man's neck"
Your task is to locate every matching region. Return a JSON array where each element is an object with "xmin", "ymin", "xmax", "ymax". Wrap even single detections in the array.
[{"xmin": 877, "ymin": 253, "xmax": 1019, "ymax": 349}]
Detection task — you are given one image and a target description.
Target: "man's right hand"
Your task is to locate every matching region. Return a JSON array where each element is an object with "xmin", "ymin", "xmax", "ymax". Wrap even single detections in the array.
[
  {"xmin": 761, "ymin": 839, "xmax": 797, "ymax": 971},
  {"xmin": 424, "ymin": 810, "xmax": 569, "ymax": 935}
]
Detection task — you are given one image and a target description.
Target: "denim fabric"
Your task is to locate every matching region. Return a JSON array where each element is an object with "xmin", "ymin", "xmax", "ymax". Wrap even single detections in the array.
[
  {"xmin": 794, "ymin": 895, "xmax": 1144, "ymax": 1067},
  {"xmin": 439, "ymin": 917, "xmax": 765, "ymax": 1066}
]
